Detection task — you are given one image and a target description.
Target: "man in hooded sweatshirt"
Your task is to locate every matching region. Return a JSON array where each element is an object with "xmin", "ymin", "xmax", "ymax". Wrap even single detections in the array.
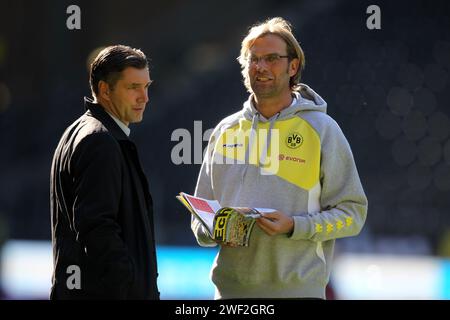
[{"xmin": 191, "ymin": 17, "xmax": 368, "ymax": 299}]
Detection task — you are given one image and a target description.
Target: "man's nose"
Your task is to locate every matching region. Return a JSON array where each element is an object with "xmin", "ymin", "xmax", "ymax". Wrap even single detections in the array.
[
  {"xmin": 139, "ymin": 88, "xmax": 149, "ymax": 103},
  {"xmin": 255, "ymin": 59, "xmax": 269, "ymax": 71}
]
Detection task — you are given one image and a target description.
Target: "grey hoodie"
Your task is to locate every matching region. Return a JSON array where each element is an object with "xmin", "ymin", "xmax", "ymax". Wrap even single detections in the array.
[{"xmin": 192, "ymin": 84, "xmax": 368, "ymax": 299}]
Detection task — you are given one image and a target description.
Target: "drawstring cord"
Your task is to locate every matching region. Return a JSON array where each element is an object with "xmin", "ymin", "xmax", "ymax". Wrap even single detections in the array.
[
  {"xmin": 259, "ymin": 112, "xmax": 280, "ymax": 169},
  {"xmin": 242, "ymin": 111, "xmax": 280, "ymax": 181}
]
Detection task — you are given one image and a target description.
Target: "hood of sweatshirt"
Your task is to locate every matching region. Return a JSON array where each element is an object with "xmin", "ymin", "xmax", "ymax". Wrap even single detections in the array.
[{"xmin": 242, "ymin": 83, "xmax": 327, "ymax": 122}]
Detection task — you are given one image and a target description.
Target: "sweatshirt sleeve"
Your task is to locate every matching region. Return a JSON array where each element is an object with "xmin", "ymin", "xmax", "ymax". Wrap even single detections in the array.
[
  {"xmin": 191, "ymin": 130, "xmax": 218, "ymax": 247},
  {"xmin": 290, "ymin": 118, "xmax": 368, "ymax": 242}
]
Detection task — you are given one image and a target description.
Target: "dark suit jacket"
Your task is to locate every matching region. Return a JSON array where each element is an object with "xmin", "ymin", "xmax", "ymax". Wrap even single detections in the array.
[{"xmin": 50, "ymin": 97, "xmax": 159, "ymax": 299}]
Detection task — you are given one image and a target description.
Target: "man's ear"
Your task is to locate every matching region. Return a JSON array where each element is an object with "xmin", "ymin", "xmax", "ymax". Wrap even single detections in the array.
[
  {"xmin": 289, "ymin": 58, "xmax": 300, "ymax": 77},
  {"xmin": 98, "ymin": 80, "xmax": 111, "ymax": 101}
]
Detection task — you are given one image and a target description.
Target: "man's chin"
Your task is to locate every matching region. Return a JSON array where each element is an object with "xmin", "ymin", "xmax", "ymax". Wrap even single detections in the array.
[
  {"xmin": 253, "ymin": 89, "xmax": 277, "ymax": 99},
  {"xmin": 130, "ymin": 116, "xmax": 144, "ymax": 124},
  {"xmin": 251, "ymin": 84, "xmax": 277, "ymax": 96}
]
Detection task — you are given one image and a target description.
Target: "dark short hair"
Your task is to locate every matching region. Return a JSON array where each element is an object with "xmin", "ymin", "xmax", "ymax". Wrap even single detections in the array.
[{"xmin": 89, "ymin": 45, "xmax": 148, "ymax": 97}]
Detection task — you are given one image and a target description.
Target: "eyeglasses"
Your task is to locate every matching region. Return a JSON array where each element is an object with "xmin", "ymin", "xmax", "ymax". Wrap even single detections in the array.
[{"xmin": 247, "ymin": 53, "xmax": 290, "ymax": 66}]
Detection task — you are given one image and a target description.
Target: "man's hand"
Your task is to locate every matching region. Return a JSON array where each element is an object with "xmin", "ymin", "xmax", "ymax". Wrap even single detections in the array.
[{"xmin": 256, "ymin": 211, "xmax": 294, "ymax": 236}]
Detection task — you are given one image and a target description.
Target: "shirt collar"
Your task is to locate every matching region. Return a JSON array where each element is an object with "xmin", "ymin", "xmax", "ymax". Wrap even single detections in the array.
[
  {"xmin": 105, "ymin": 111, "xmax": 131, "ymax": 137},
  {"xmin": 84, "ymin": 97, "xmax": 130, "ymax": 141}
]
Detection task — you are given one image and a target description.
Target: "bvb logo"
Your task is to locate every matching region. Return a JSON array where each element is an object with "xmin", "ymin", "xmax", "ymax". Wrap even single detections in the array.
[{"xmin": 286, "ymin": 133, "xmax": 303, "ymax": 149}]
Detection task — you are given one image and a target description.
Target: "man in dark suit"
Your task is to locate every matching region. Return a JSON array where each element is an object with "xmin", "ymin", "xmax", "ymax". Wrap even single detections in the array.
[{"xmin": 50, "ymin": 45, "xmax": 159, "ymax": 299}]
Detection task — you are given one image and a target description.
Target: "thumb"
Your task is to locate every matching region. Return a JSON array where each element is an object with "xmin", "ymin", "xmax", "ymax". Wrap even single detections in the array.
[{"xmin": 261, "ymin": 211, "xmax": 279, "ymax": 220}]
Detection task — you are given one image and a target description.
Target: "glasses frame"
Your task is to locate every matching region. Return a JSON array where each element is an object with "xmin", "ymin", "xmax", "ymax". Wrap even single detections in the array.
[{"xmin": 247, "ymin": 53, "xmax": 290, "ymax": 66}]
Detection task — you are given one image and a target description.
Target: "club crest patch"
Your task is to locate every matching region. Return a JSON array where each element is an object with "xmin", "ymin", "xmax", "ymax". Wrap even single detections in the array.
[{"xmin": 285, "ymin": 132, "xmax": 303, "ymax": 149}]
